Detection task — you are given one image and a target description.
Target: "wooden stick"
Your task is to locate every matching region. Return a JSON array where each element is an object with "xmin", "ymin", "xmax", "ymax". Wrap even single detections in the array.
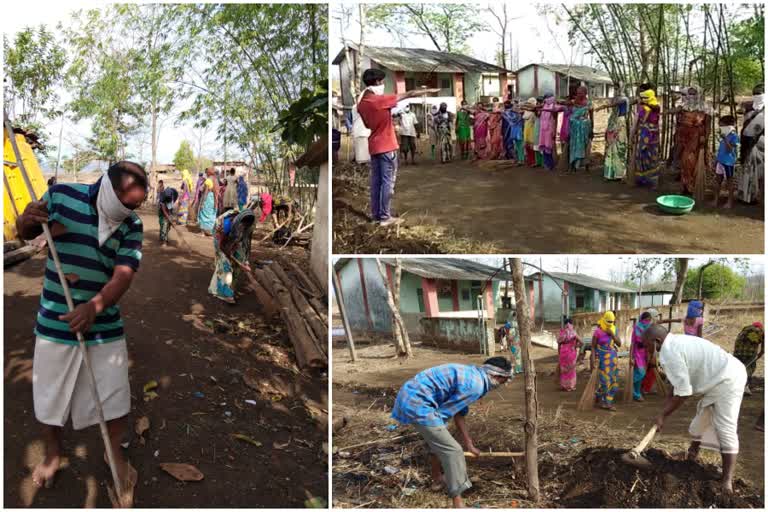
[
  {"xmin": 464, "ymin": 451, "xmax": 525, "ymax": 458},
  {"xmin": 654, "ymin": 367, "xmax": 668, "ymax": 396},
  {"xmin": 337, "ymin": 432, "xmax": 420, "ymax": 452},
  {"xmin": 623, "ymin": 355, "xmax": 635, "ymax": 402},
  {"xmin": 628, "ymin": 425, "xmax": 658, "ymax": 458}
]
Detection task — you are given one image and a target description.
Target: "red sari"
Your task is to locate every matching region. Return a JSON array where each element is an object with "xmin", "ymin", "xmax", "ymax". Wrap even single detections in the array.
[{"xmin": 487, "ymin": 112, "xmax": 503, "ymax": 160}]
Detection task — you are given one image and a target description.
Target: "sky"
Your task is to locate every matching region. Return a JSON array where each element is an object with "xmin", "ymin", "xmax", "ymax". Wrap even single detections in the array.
[
  {"xmin": 3, "ymin": 1, "xmax": 233, "ymax": 169},
  {"xmin": 330, "ymin": 2, "xmax": 729, "ymax": 82}
]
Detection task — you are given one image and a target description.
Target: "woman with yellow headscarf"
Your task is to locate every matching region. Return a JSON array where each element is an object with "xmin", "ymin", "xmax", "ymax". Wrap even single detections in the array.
[
  {"xmin": 633, "ymin": 84, "xmax": 662, "ymax": 188},
  {"xmin": 177, "ymin": 169, "xmax": 194, "ymax": 225},
  {"xmin": 592, "ymin": 310, "xmax": 622, "ymax": 410}
]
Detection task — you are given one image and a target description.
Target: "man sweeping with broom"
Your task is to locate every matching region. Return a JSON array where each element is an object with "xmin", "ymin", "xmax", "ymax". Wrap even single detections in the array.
[
  {"xmin": 391, "ymin": 357, "xmax": 513, "ymax": 508},
  {"xmin": 16, "ymin": 161, "xmax": 147, "ymax": 507},
  {"xmin": 642, "ymin": 324, "xmax": 747, "ymax": 494}
]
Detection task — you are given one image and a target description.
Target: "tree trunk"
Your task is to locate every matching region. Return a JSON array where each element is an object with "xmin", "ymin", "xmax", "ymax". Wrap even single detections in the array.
[
  {"xmin": 671, "ymin": 258, "xmax": 689, "ymax": 304},
  {"xmin": 375, "ymin": 259, "xmax": 409, "ymax": 357},
  {"xmin": 150, "ymin": 102, "xmax": 158, "ymax": 202},
  {"xmin": 698, "ymin": 261, "xmax": 716, "ymax": 300},
  {"xmin": 393, "ymin": 259, "xmax": 413, "ymax": 356},
  {"xmin": 510, "ymin": 258, "xmax": 539, "ymax": 503},
  {"xmin": 332, "ymin": 270, "xmax": 357, "ymax": 362}
]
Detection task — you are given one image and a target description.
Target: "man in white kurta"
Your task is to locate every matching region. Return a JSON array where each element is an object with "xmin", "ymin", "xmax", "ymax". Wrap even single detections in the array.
[{"xmin": 643, "ymin": 324, "xmax": 747, "ymax": 494}]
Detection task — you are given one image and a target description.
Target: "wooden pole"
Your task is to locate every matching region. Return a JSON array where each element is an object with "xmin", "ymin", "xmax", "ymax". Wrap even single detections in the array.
[
  {"xmin": 511, "ymin": 258, "xmax": 539, "ymax": 503},
  {"xmin": 332, "ymin": 269, "xmax": 357, "ymax": 362}
]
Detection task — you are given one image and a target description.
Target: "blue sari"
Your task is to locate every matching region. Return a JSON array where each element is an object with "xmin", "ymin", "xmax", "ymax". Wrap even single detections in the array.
[
  {"xmin": 198, "ymin": 190, "xmax": 216, "ymax": 234},
  {"xmin": 569, "ymin": 103, "xmax": 592, "ymax": 166}
]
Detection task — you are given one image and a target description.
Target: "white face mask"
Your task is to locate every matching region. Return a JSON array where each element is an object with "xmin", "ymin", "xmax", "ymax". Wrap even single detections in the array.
[
  {"xmin": 367, "ymin": 84, "xmax": 385, "ymax": 95},
  {"xmin": 753, "ymin": 94, "xmax": 764, "ymax": 111},
  {"xmin": 96, "ymin": 174, "xmax": 133, "ymax": 246},
  {"xmin": 720, "ymin": 126, "xmax": 734, "ymax": 136}
]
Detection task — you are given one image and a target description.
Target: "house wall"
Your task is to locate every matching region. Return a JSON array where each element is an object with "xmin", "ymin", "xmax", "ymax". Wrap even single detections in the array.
[
  {"xmin": 537, "ymin": 69, "xmax": 557, "ymax": 96},
  {"xmin": 517, "ymin": 66, "xmax": 557, "ymax": 98},
  {"xmin": 436, "ymin": 72, "xmax": 455, "ymax": 96},
  {"xmin": 337, "ymin": 52, "xmax": 374, "ymax": 106},
  {"xmin": 516, "ymin": 66, "xmax": 535, "ymax": 98},
  {"xmin": 420, "ymin": 317, "xmax": 495, "ymax": 353},
  {"xmin": 464, "ymin": 72, "xmax": 483, "ymax": 104},
  {"xmin": 481, "ymin": 74, "xmax": 500, "ymax": 97},
  {"xmin": 532, "ymin": 275, "xmax": 566, "ymax": 322},
  {"xmin": 309, "ymin": 162, "xmax": 328, "ymax": 293},
  {"xmin": 337, "ymin": 259, "xmax": 391, "ymax": 333},
  {"xmin": 639, "ymin": 293, "xmax": 672, "ymax": 307}
]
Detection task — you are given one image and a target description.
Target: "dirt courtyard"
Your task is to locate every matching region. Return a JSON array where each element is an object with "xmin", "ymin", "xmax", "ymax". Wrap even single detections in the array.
[
  {"xmin": 332, "ymin": 158, "xmax": 764, "ymax": 254},
  {"xmin": 331, "ymin": 314, "xmax": 765, "ymax": 508},
  {"xmin": 4, "ymin": 207, "xmax": 327, "ymax": 507}
]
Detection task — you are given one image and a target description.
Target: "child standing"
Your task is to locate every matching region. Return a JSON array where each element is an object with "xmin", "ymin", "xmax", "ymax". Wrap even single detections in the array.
[{"xmin": 713, "ymin": 115, "xmax": 739, "ymax": 208}]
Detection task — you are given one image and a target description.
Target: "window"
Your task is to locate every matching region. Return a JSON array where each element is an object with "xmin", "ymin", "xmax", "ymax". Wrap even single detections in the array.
[
  {"xmin": 461, "ymin": 289, "xmax": 470, "ymax": 301},
  {"xmin": 405, "ymin": 78, "xmax": 416, "ymax": 91},
  {"xmin": 416, "ymin": 289, "xmax": 425, "ymax": 312},
  {"xmin": 440, "ymin": 78, "xmax": 451, "ymax": 90},
  {"xmin": 575, "ymin": 293, "xmax": 585, "ymax": 309}
]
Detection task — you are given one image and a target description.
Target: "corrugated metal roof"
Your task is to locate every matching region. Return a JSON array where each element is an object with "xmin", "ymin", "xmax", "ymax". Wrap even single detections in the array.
[
  {"xmin": 334, "ymin": 258, "xmax": 512, "ymax": 281},
  {"xmin": 517, "ymin": 63, "xmax": 613, "ymax": 85},
  {"xmin": 529, "ymin": 271, "xmax": 635, "ymax": 293},
  {"xmin": 333, "ymin": 44, "xmax": 510, "ymax": 74},
  {"xmin": 637, "ymin": 281, "xmax": 676, "ymax": 293}
]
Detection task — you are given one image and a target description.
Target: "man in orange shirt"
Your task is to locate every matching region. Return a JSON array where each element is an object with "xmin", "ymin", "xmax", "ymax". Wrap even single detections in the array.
[{"xmin": 357, "ymin": 68, "xmax": 422, "ymax": 226}]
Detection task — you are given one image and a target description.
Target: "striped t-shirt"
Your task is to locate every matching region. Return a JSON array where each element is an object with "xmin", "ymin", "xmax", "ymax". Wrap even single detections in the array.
[{"xmin": 35, "ymin": 179, "xmax": 143, "ymax": 346}]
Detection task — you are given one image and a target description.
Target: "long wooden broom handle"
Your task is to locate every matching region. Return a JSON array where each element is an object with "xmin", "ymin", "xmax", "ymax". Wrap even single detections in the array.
[
  {"xmin": 631, "ymin": 425, "xmax": 658, "ymax": 454},
  {"xmin": 465, "ymin": 451, "xmax": 525, "ymax": 458}
]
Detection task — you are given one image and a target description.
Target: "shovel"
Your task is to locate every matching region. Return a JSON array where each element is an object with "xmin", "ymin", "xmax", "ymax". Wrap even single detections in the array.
[
  {"xmin": 5, "ymin": 118, "xmax": 125, "ymax": 506},
  {"xmin": 621, "ymin": 425, "xmax": 658, "ymax": 469}
]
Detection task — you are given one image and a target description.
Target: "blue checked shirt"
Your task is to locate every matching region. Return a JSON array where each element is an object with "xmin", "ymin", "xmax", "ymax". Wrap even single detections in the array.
[{"xmin": 391, "ymin": 364, "xmax": 492, "ymax": 426}]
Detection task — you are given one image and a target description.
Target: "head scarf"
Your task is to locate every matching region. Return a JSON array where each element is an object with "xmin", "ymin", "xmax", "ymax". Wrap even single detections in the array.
[
  {"xmin": 482, "ymin": 363, "xmax": 512, "ymax": 378},
  {"xmin": 544, "ymin": 94, "xmax": 556, "ymax": 106},
  {"xmin": 639, "ymin": 89, "xmax": 659, "ymax": 110},
  {"xmin": 560, "ymin": 318, "xmax": 576, "ymax": 340},
  {"xmin": 753, "ymin": 322, "xmax": 764, "ymax": 329},
  {"xmin": 598, "ymin": 311, "xmax": 616, "ymax": 335},
  {"xmin": 227, "ymin": 208, "xmax": 255, "ymax": 242},
  {"xmin": 687, "ymin": 301, "xmax": 704, "ymax": 318},
  {"xmin": 644, "ymin": 308, "xmax": 660, "ymax": 321},
  {"xmin": 96, "ymin": 174, "xmax": 133, "ymax": 246},
  {"xmin": 181, "ymin": 169, "xmax": 194, "ymax": 194},
  {"xmin": 504, "ymin": 321, "xmax": 511, "ymax": 329},
  {"xmin": 430, "ymin": 105, "xmax": 439, "ymax": 115}
]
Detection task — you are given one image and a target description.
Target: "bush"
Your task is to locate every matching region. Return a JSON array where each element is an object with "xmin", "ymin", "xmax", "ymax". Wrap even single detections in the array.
[{"xmin": 683, "ymin": 264, "xmax": 746, "ymax": 300}]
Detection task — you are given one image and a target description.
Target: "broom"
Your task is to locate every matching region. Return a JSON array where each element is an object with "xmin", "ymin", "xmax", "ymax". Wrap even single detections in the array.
[
  {"xmin": 654, "ymin": 367, "xmax": 668, "ymax": 396},
  {"xmin": 577, "ymin": 367, "xmax": 599, "ymax": 411},
  {"xmin": 693, "ymin": 146, "xmax": 706, "ymax": 204}
]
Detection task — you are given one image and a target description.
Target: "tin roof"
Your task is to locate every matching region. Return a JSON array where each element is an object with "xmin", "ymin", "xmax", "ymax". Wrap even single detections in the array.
[
  {"xmin": 517, "ymin": 63, "xmax": 613, "ymax": 85},
  {"xmin": 335, "ymin": 258, "xmax": 512, "ymax": 281},
  {"xmin": 528, "ymin": 271, "xmax": 635, "ymax": 293},
  {"xmin": 333, "ymin": 44, "xmax": 510, "ymax": 74}
]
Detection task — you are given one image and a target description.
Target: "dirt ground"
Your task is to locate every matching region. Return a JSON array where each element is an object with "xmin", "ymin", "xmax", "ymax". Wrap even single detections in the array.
[
  {"xmin": 4, "ymin": 207, "xmax": 327, "ymax": 507},
  {"xmin": 332, "ymin": 158, "xmax": 764, "ymax": 254},
  {"xmin": 331, "ymin": 313, "xmax": 765, "ymax": 508}
]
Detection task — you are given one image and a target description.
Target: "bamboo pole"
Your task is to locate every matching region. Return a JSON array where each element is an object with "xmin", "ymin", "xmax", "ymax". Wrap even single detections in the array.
[
  {"xmin": 511, "ymin": 258, "xmax": 539, "ymax": 503},
  {"xmin": 332, "ymin": 270, "xmax": 357, "ymax": 362}
]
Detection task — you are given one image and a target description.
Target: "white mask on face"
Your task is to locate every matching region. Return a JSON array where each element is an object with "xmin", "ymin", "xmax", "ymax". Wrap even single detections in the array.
[
  {"xmin": 367, "ymin": 84, "xmax": 385, "ymax": 95},
  {"xmin": 720, "ymin": 126, "xmax": 734, "ymax": 136},
  {"xmin": 96, "ymin": 174, "xmax": 133, "ymax": 246},
  {"xmin": 753, "ymin": 94, "xmax": 765, "ymax": 111}
]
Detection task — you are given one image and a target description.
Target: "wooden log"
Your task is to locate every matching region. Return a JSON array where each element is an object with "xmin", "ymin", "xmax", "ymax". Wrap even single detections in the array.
[
  {"xmin": 242, "ymin": 271, "xmax": 279, "ymax": 318},
  {"xmin": 309, "ymin": 296, "xmax": 329, "ymax": 325},
  {"xmin": 4, "ymin": 244, "xmax": 39, "ymax": 266},
  {"xmin": 261, "ymin": 266, "xmax": 326, "ymax": 370},
  {"xmin": 286, "ymin": 260, "xmax": 323, "ymax": 298},
  {"xmin": 4, "ymin": 240, "xmax": 23, "ymax": 253},
  {"xmin": 270, "ymin": 263, "xmax": 328, "ymax": 347}
]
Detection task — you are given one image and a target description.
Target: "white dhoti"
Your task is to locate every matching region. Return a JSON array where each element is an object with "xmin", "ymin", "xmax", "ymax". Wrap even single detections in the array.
[
  {"xmin": 33, "ymin": 337, "xmax": 131, "ymax": 430},
  {"xmin": 689, "ymin": 359, "xmax": 747, "ymax": 454},
  {"xmin": 353, "ymin": 137, "xmax": 370, "ymax": 163}
]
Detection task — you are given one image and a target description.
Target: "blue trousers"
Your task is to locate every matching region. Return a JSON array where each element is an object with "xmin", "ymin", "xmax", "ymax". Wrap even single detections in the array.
[
  {"xmin": 370, "ymin": 151, "xmax": 398, "ymax": 221},
  {"xmin": 633, "ymin": 366, "xmax": 647, "ymax": 400}
]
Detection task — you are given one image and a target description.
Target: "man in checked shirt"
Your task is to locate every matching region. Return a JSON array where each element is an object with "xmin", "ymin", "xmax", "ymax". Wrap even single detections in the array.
[{"xmin": 391, "ymin": 357, "xmax": 513, "ymax": 507}]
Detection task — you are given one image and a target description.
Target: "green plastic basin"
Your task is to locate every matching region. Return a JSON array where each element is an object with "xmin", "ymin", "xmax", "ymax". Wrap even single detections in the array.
[{"xmin": 656, "ymin": 195, "xmax": 695, "ymax": 215}]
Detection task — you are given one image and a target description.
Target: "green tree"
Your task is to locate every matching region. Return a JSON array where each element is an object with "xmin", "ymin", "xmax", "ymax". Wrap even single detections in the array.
[
  {"xmin": 367, "ymin": 4, "xmax": 484, "ymax": 54},
  {"xmin": 173, "ymin": 140, "xmax": 195, "ymax": 171},
  {"xmin": 683, "ymin": 264, "xmax": 746, "ymax": 300}
]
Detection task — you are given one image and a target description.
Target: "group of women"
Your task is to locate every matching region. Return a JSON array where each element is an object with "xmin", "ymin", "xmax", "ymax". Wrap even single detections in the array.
[
  {"xmin": 458, "ymin": 82, "xmax": 764, "ymax": 204},
  {"xmin": 555, "ymin": 302, "xmax": 764, "ymax": 411}
]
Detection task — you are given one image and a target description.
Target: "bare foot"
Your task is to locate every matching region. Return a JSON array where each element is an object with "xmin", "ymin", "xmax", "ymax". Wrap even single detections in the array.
[
  {"xmin": 32, "ymin": 454, "xmax": 61, "ymax": 488},
  {"xmin": 724, "ymin": 201, "xmax": 733, "ymax": 209},
  {"xmin": 452, "ymin": 495, "xmax": 465, "ymax": 508},
  {"xmin": 721, "ymin": 478, "xmax": 734, "ymax": 495},
  {"xmin": 687, "ymin": 445, "xmax": 700, "ymax": 461}
]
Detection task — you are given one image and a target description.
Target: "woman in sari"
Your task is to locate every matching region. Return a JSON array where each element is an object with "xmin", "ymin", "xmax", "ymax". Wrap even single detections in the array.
[
  {"xmin": 456, "ymin": 101, "xmax": 473, "ymax": 160},
  {"xmin": 522, "ymin": 98, "xmax": 537, "ymax": 166},
  {"xmin": 558, "ymin": 98, "xmax": 572, "ymax": 171},
  {"xmin": 630, "ymin": 311, "xmax": 654, "ymax": 401},
  {"xmin": 236, "ymin": 174, "xmax": 249, "ymax": 210},
  {"xmin": 598, "ymin": 92, "xmax": 630, "ymax": 180},
  {"xmin": 557, "ymin": 318, "xmax": 582, "ymax": 391},
  {"xmin": 634, "ymin": 86, "xmax": 662, "ymax": 188},
  {"xmin": 197, "ymin": 169, "xmax": 218, "ymax": 235},
  {"xmin": 592, "ymin": 311, "xmax": 621, "ymax": 411},
  {"xmin": 674, "ymin": 88, "xmax": 711, "ymax": 194},
  {"xmin": 189, "ymin": 172, "xmax": 206, "ymax": 224},
  {"xmin": 738, "ymin": 83, "xmax": 765, "ymax": 203},
  {"xmin": 683, "ymin": 300, "xmax": 704, "ymax": 336},
  {"xmin": 208, "ymin": 209, "xmax": 255, "ymax": 304},
  {"xmin": 507, "ymin": 312, "xmax": 522, "ymax": 374},
  {"xmin": 472, "ymin": 103, "xmax": 490, "ymax": 160},
  {"xmin": 501, "ymin": 102, "xmax": 517, "ymax": 160},
  {"xmin": 487, "ymin": 107, "xmax": 503, "ymax": 160},
  {"xmin": 533, "ymin": 97, "xmax": 543, "ymax": 167},
  {"xmin": 177, "ymin": 169, "xmax": 194, "ymax": 225},
  {"xmin": 539, "ymin": 94, "xmax": 565, "ymax": 170},
  {"xmin": 734, "ymin": 322, "xmax": 764, "ymax": 395},
  {"xmin": 568, "ymin": 86, "xmax": 592, "ymax": 171}
]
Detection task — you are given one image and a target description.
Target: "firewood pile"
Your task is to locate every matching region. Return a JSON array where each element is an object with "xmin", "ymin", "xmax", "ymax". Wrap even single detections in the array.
[{"xmin": 245, "ymin": 260, "xmax": 327, "ymax": 371}]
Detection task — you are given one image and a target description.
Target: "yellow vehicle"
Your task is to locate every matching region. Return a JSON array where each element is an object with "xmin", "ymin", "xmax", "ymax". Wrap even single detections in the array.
[{"xmin": 3, "ymin": 124, "xmax": 48, "ymax": 241}]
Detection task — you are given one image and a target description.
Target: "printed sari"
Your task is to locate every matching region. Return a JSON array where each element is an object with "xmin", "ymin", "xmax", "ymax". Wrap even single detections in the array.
[
  {"xmin": 557, "ymin": 325, "xmax": 579, "ymax": 391},
  {"xmin": 594, "ymin": 327, "xmax": 618, "ymax": 407},
  {"xmin": 635, "ymin": 102, "xmax": 661, "ymax": 187},
  {"xmin": 208, "ymin": 209, "xmax": 255, "ymax": 303},
  {"xmin": 603, "ymin": 100, "xmax": 628, "ymax": 180},
  {"xmin": 569, "ymin": 103, "xmax": 591, "ymax": 167}
]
